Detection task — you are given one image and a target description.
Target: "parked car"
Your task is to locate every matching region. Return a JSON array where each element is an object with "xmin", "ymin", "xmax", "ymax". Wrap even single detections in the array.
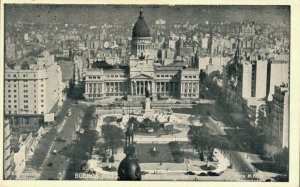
[
  {"xmin": 47, "ymin": 162, "xmax": 53, "ymax": 167},
  {"xmin": 51, "ymin": 150, "xmax": 57, "ymax": 155},
  {"xmin": 67, "ymin": 109, "xmax": 72, "ymax": 116},
  {"xmin": 198, "ymin": 172, "xmax": 208, "ymax": 176},
  {"xmin": 273, "ymin": 174, "xmax": 288, "ymax": 182},
  {"xmin": 207, "ymin": 171, "xmax": 220, "ymax": 176},
  {"xmin": 55, "ymin": 137, "xmax": 66, "ymax": 142},
  {"xmin": 185, "ymin": 171, "xmax": 196, "ymax": 175}
]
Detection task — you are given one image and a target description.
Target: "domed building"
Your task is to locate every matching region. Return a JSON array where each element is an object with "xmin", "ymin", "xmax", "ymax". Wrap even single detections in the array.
[
  {"xmin": 83, "ymin": 10, "xmax": 200, "ymax": 102},
  {"xmin": 131, "ymin": 10, "xmax": 153, "ymax": 59}
]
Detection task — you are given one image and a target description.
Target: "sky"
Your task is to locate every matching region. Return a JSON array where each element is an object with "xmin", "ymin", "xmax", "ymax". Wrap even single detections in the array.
[{"xmin": 4, "ymin": 5, "xmax": 290, "ymax": 25}]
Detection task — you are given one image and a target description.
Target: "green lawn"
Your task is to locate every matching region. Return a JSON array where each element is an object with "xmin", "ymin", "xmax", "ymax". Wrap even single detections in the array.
[{"xmin": 135, "ymin": 144, "xmax": 176, "ymax": 163}]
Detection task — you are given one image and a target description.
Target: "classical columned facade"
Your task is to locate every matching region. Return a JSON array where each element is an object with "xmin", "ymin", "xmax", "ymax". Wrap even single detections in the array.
[{"xmin": 130, "ymin": 79, "xmax": 153, "ymax": 96}]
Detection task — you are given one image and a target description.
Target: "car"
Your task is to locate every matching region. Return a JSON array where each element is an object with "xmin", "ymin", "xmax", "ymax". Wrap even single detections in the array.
[
  {"xmin": 47, "ymin": 162, "xmax": 53, "ymax": 167},
  {"xmin": 185, "ymin": 171, "xmax": 196, "ymax": 175},
  {"xmin": 265, "ymin": 178, "xmax": 274, "ymax": 182},
  {"xmin": 273, "ymin": 174, "xmax": 288, "ymax": 182},
  {"xmin": 86, "ymin": 170, "xmax": 96, "ymax": 174},
  {"xmin": 55, "ymin": 137, "xmax": 66, "ymax": 142},
  {"xmin": 67, "ymin": 109, "xmax": 72, "ymax": 116},
  {"xmin": 207, "ymin": 171, "xmax": 220, "ymax": 176},
  {"xmin": 198, "ymin": 172, "xmax": 207, "ymax": 176},
  {"xmin": 51, "ymin": 150, "xmax": 57, "ymax": 155},
  {"xmin": 141, "ymin": 171, "xmax": 149, "ymax": 175}
]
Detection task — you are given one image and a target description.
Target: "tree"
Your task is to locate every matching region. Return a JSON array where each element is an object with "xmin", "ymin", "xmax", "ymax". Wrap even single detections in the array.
[
  {"xmin": 264, "ymin": 143, "xmax": 279, "ymax": 162},
  {"xmin": 188, "ymin": 126, "xmax": 212, "ymax": 160},
  {"xmin": 200, "ymin": 116, "xmax": 209, "ymax": 125},
  {"xmin": 274, "ymin": 147, "xmax": 289, "ymax": 173},
  {"xmin": 101, "ymin": 125, "xmax": 124, "ymax": 156}
]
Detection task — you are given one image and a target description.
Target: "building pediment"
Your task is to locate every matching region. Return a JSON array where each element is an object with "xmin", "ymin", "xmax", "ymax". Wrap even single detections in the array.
[{"xmin": 131, "ymin": 73, "xmax": 153, "ymax": 79}]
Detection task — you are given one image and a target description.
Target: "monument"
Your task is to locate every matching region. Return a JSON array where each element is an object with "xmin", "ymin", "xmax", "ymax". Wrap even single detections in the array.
[
  {"xmin": 144, "ymin": 84, "xmax": 152, "ymax": 114},
  {"xmin": 117, "ymin": 124, "xmax": 142, "ymax": 180}
]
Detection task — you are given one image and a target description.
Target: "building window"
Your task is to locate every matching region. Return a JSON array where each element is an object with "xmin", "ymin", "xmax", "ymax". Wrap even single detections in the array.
[
  {"xmin": 24, "ymin": 95, "xmax": 28, "ymax": 98},
  {"xmin": 41, "ymin": 95, "xmax": 43, "ymax": 97},
  {"xmin": 41, "ymin": 99, "xmax": 44, "ymax": 102},
  {"xmin": 41, "ymin": 105, "xmax": 44, "ymax": 107},
  {"xmin": 24, "ymin": 105, "xmax": 28, "ymax": 109},
  {"xmin": 41, "ymin": 84, "xmax": 43, "ymax": 87},
  {"xmin": 14, "ymin": 105, "xmax": 17, "ymax": 108},
  {"xmin": 24, "ymin": 85, "xmax": 28, "ymax": 88},
  {"xmin": 23, "ymin": 80, "xmax": 28, "ymax": 82},
  {"xmin": 14, "ymin": 100, "xmax": 17, "ymax": 103},
  {"xmin": 13, "ymin": 74, "xmax": 16, "ymax": 77},
  {"xmin": 14, "ymin": 95, "xmax": 17, "ymax": 98},
  {"xmin": 24, "ymin": 90, "xmax": 28, "ymax": 93},
  {"xmin": 41, "ymin": 89, "xmax": 43, "ymax": 92},
  {"xmin": 7, "ymin": 74, "xmax": 10, "ymax": 77},
  {"xmin": 184, "ymin": 76, "xmax": 188, "ymax": 78},
  {"xmin": 8, "ymin": 95, "xmax": 11, "ymax": 98},
  {"xmin": 8, "ymin": 90, "xmax": 11, "ymax": 93},
  {"xmin": 157, "ymin": 75, "xmax": 160, "ymax": 77},
  {"xmin": 14, "ymin": 85, "xmax": 17, "ymax": 87},
  {"xmin": 7, "ymin": 84, "xmax": 11, "ymax": 88},
  {"xmin": 24, "ymin": 100, "xmax": 28, "ymax": 103},
  {"xmin": 8, "ymin": 105, "xmax": 11, "ymax": 108},
  {"xmin": 8, "ymin": 100, "xmax": 11, "ymax": 103},
  {"xmin": 14, "ymin": 90, "xmax": 17, "ymax": 93}
]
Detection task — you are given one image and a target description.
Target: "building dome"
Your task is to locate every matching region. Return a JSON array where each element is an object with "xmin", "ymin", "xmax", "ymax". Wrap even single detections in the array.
[{"xmin": 132, "ymin": 10, "xmax": 151, "ymax": 38}]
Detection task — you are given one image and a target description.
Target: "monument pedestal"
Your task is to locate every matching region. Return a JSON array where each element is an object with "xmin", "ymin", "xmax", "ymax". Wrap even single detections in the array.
[{"xmin": 143, "ymin": 97, "xmax": 154, "ymax": 116}]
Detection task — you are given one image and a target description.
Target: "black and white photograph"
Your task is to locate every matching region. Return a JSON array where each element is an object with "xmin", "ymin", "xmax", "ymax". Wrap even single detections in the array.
[{"xmin": 1, "ymin": 2, "xmax": 299, "ymax": 185}]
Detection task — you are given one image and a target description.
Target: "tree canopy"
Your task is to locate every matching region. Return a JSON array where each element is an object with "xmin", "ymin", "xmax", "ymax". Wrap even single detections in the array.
[{"xmin": 101, "ymin": 125, "xmax": 124, "ymax": 155}]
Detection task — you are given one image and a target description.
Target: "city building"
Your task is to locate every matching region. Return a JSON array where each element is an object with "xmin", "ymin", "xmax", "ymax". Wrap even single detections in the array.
[
  {"xmin": 4, "ymin": 119, "xmax": 14, "ymax": 180},
  {"xmin": 83, "ymin": 10, "xmax": 200, "ymax": 101},
  {"xmin": 4, "ymin": 51, "xmax": 64, "ymax": 132},
  {"xmin": 263, "ymin": 84, "xmax": 289, "ymax": 149},
  {"xmin": 11, "ymin": 132, "xmax": 34, "ymax": 178}
]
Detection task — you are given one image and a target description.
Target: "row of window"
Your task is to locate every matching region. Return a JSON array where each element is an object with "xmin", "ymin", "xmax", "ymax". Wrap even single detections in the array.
[
  {"xmin": 156, "ymin": 74, "xmax": 175, "ymax": 78},
  {"xmin": 184, "ymin": 75, "xmax": 197, "ymax": 79},
  {"xmin": 6, "ymin": 79, "xmax": 43, "ymax": 82},
  {"xmin": 88, "ymin": 75, "xmax": 125, "ymax": 79},
  {"xmin": 183, "ymin": 89, "xmax": 196, "ymax": 93},
  {"xmin": 7, "ymin": 99, "xmax": 43, "ymax": 103},
  {"xmin": 7, "ymin": 94, "xmax": 44, "ymax": 98},
  {"xmin": 6, "ymin": 111, "xmax": 43, "ymax": 114},
  {"xmin": 7, "ymin": 89, "xmax": 43, "ymax": 93},
  {"xmin": 7, "ymin": 104, "xmax": 44, "ymax": 108},
  {"xmin": 7, "ymin": 74, "xmax": 37, "ymax": 78}
]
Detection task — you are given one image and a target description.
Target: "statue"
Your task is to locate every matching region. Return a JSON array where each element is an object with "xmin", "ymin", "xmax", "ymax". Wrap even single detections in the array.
[{"xmin": 117, "ymin": 124, "xmax": 142, "ymax": 180}]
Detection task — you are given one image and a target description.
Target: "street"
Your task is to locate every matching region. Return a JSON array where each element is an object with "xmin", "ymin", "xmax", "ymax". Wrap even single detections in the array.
[
  {"xmin": 206, "ymin": 116, "xmax": 258, "ymax": 179},
  {"xmin": 39, "ymin": 102, "xmax": 85, "ymax": 180}
]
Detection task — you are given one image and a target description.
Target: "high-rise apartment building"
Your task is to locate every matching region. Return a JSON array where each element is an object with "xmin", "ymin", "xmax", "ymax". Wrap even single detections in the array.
[{"xmin": 4, "ymin": 51, "xmax": 63, "ymax": 131}]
